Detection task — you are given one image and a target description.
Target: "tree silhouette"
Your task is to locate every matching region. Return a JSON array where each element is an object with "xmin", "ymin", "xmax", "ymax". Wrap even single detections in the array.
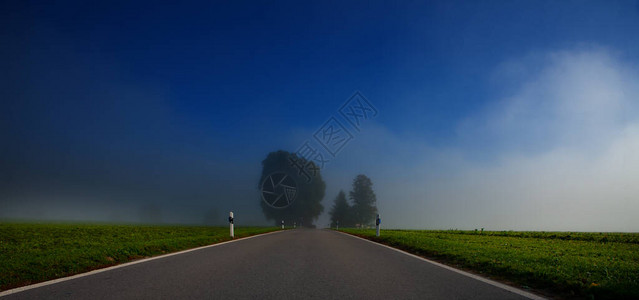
[
  {"xmin": 329, "ymin": 190, "xmax": 352, "ymax": 227},
  {"xmin": 350, "ymin": 174, "xmax": 377, "ymax": 226},
  {"xmin": 258, "ymin": 150, "xmax": 325, "ymax": 227}
]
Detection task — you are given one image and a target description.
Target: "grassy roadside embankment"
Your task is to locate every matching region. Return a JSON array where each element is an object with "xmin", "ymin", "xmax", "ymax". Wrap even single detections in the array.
[
  {"xmin": 0, "ymin": 223, "xmax": 280, "ymax": 291},
  {"xmin": 339, "ymin": 228, "xmax": 639, "ymax": 299}
]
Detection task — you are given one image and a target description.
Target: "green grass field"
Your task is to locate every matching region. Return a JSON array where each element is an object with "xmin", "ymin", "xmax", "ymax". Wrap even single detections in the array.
[
  {"xmin": 0, "ymin": 223, "xmax": 279, "ymax": 291},
  {"xmin": 339, "ymin": 228, "xmax": 639, "ymax": 299}
]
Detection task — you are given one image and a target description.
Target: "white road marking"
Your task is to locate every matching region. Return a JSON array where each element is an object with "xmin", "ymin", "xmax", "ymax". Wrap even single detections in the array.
[
  {"xmin": 0, "ymin": 230, "xmax": 285, "ymax": 297},
  {"xmin": 334, "ymin": 230, "xmax": 547, "ymax": 300}
]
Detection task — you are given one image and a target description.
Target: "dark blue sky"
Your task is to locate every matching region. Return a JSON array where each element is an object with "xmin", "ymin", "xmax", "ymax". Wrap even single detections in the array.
[{"xmin": 2, "ymin": 1, "xmax": 639, "ymax": 229}]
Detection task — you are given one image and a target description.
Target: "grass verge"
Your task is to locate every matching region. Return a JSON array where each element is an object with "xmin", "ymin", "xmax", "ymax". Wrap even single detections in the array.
[
  {"xmin": 339, "ymin": 228, "xmax": 639, "ymax": 299},
  {"xmin": 0, "ymin": 223, "xmax": 280, "ymax": 291}
]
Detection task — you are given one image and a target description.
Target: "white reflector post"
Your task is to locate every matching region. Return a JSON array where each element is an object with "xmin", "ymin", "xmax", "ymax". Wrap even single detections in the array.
[
  {"xmin": 229, "ymin": 211, "xmax": 234, "ymax": 238},
  {"xmin": 376, "ymin": 214, "xmax": 381, "ymax": 237}
]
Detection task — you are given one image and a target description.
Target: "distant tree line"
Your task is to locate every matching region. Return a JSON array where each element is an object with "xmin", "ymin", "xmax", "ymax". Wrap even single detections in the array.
[
  {"xmin": 329, "ymin": 174, "xmax": 378, "ymax": 228},
  {"xmin": 257, "ymin": 150, "xmax": 377, "ymax": 228}
]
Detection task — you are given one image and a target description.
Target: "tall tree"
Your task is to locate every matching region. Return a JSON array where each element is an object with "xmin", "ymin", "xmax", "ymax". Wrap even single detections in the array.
[
  {"xmin": 350, "ymin": 174, "xmax": 378, "ymax": 226},
  {"xmin": 258, "ymin": 150, "xmax": 325, "ymax": 227},
  {"xmin": 329, "ymin": 190, "xmax": 351, "ymax": 227}
]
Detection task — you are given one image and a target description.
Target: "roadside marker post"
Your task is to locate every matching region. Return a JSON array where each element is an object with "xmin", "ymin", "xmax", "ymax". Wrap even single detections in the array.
[
  {"xmin": 229, "ymin": 212, "xmax": 234, "ymax": 238},
  {"xmin": 281, "ymin": 220, "xmax": 284, "ymax": 229},
  {"xmin": 336, "ymin": 220, "xmax": 339, "ymax": 230},
  {"xmin": 375, "ymin": 214, "xmax": 381, "ymax": 237}
]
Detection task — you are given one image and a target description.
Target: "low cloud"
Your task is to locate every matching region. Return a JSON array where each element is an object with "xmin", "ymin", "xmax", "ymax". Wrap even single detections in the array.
[
  {"xmin": 325, "ymin": 47, "xmax": 639, "ymax": 231},
  {"xmin": 3, "ymin": 43, "xmax": 638, "ymax": 231}
]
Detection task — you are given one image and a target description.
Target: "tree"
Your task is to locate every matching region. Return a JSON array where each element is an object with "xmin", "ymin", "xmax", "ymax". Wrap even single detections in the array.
[
  {"xmin": 258, "ymin": 150, "xmax": 325, "ymax": 227},
  {"xmin": 329, "ymin": 190, "xmax": 352, "ymax": 227},
  {"xmin": 350, "ymin": 174, "xmax": 377, "ymax": 226}
]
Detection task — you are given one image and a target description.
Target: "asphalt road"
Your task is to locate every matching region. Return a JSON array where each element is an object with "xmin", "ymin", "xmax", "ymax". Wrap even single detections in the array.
[{"xmin": 2, "ymin": 229, "xmax": 541, "ymax": 299}]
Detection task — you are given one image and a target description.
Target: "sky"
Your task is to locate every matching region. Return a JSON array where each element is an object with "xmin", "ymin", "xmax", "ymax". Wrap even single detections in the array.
[{"xmin": 2, "ymin": 0, "xmax": 639, "ymax": 231}]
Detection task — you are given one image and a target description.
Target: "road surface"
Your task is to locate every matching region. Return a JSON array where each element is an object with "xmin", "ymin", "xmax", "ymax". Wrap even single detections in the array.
[{"xmin": 2, "ymin": 229, "xmax": 542, "ymax": 299}]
